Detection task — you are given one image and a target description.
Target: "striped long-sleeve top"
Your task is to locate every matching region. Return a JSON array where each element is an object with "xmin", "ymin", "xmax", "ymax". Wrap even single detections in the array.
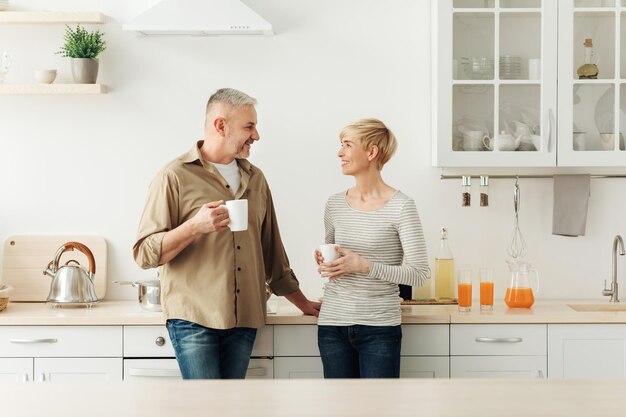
[{"xmin": 317, "ymin": 190, "xmax": 431, "ymax": 326}]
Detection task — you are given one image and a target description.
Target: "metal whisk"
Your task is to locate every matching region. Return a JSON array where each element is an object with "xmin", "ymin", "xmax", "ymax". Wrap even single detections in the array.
[{"xmin": 508, "ymin": 177, "xmax": 527, "ymax": 259}]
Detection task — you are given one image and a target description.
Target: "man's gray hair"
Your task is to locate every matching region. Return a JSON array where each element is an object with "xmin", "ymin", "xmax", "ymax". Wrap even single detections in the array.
[{"xmin": 206, "ymin": 88, "xmax": 257, "ymax": 115}]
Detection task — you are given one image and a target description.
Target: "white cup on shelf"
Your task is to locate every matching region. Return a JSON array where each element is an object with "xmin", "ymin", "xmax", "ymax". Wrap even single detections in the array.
[{"xmin": 528, "ymin": 58, "xmax": 541, "ymax": 80}]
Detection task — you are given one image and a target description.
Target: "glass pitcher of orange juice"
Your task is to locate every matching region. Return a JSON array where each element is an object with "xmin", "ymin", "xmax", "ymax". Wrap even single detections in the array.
[{"xmin": 505, "ymin": 260, "xmax": 539, "ymax": 308}]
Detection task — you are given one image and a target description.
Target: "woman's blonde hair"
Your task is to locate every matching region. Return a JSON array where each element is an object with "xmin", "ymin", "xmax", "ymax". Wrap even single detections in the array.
[{"xmin": 340, "ymin": 118, "xmax": 397, "ymax": 170}]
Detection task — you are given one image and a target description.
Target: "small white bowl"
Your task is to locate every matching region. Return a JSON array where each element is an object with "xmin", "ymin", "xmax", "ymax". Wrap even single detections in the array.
[{"xmin": 34, "ymin": 69, "xmax": 57, "ymax": 84}]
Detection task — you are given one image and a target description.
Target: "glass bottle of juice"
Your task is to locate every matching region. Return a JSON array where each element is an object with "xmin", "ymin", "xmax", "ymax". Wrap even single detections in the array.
[{"xmin": 435, "ymin": 227, "xmax": 455, "ymax": 301}]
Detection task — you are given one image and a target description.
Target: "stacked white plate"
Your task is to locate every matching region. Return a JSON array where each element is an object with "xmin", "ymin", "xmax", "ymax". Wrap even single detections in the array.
[
  {"xmin": 0, "ymin": 0, "xmax": 8, "ymax": 11},
  {"xmin": 500, "ymin": 55, "xmax": 521, "ymax": 79}
]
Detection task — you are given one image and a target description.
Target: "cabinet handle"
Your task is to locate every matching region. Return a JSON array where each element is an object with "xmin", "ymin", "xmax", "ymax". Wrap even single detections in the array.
[
  {"xmin": 246, "ymin": 367, "xmax": 267, "ymax": 377},
  {"xmin": 10, "ymin": 338, "xmax": 58, "ymax": 344},
  {"xmin": 548, "ymin": 108, "xmax": 554, "ymax": 151},
  {"xmin": 537, "ymin": 370, "xmax": 544, "ymax": 379},
  {"xmin": 475, "ymin": 337, "xmax": 522, "ymax": 343},
  {"xmin": 128, "ymin": 368, "xmax": 181, "ymax": 378},
  {"xmin": 38, "ymin": 373, "xmax": 45, "ymax": 383},
  {"xmin": 22, "ymin": 374, "xmax": 29, "ymax": 383},
  {"xmin": 155, "ymin": 336, "xmax": 165, "ymax": 347}
]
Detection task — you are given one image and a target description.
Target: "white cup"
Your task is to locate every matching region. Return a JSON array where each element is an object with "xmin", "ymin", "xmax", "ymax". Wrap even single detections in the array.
[
  {"xmin": 318, "ymin": 244, "xmax": 340, "ymax": 262},
  {"xmin": 528, "ymin": 58, "xmax": 541, "ymax": 80},
  {"xmin": 223, "ymin": 199, "xmax": 248, "ymax": 232},
  {"xmin": 463, "ymin": 130, "xmax": 489, "ymax": 151}
]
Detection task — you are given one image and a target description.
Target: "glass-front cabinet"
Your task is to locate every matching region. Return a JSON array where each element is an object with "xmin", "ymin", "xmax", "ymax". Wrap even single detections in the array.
[
  {"xmin": 558, "ymin": 0, "xmax": 626, "ymax": 166},
  {"xmin": 433, "ymin": 0, "xmax": 626, "ymax": 167}
]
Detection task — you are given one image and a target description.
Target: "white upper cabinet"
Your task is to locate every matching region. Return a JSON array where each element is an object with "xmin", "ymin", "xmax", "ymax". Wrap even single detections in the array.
[
  {"xmin": 433, "ymin": 0, "xmax": 626, "ymax": 167},
  {"xmin": 558, "ymin": 0, "xmax": 626, "ymax": 166}
]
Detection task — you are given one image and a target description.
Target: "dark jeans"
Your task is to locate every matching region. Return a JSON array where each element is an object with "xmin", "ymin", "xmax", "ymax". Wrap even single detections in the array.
[
  {"xmin": 166, "ymin": 319, "xmax": 257, "ymax": 379},
  {"xmin": 317, "ymin": 324, "xmax": 402, "ymax": 378}
]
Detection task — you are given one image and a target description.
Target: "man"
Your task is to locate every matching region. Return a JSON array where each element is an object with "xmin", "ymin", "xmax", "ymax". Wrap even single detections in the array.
[{"xmin": 133, "ymin": 88, "xmax": 321, "ymax": 379}]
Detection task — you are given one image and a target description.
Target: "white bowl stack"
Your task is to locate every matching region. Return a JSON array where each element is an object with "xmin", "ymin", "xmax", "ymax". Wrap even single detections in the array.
[{"xmin": 0, "ymin": 0, "xmax": 8, "ymax": 11}]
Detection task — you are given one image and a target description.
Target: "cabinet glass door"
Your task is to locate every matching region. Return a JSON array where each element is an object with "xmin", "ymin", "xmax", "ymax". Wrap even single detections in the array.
[
  {"xmin": 558, "ymin": 0, "xmax": 626, "ymax": 165},
  {"xmin": 434, "ymin": 0, "xmax": 557, "ymax": 167}
]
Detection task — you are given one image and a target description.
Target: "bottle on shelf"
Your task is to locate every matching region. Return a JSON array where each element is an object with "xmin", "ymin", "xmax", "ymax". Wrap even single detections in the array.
[
  {"xmin": 577, "ymin": 38, "xmax": 599, "ymax": 80},
  {"xmin": 435, "ymin": 227, "xmax": 455, "ymax": 302}
]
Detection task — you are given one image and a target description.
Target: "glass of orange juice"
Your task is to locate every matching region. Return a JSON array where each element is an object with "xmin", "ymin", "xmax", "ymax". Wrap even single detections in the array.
[
  {"xmin": 457, "ymin": 269, "xmax": 473, "ymax": 312},
  {"xmin": 479, "ymin": 268, "xmax": 494, "ymax": 312}
]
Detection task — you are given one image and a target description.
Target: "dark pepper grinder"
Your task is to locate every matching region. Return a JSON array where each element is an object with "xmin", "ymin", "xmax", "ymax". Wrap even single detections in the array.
[{"xmin": 399, "ymin": 284, "xmax": 412, "ymax": 301}]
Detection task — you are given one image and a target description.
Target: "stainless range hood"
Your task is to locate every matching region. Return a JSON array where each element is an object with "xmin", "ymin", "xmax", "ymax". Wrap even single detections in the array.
[{"xmin": 123, "ymin": 0, "xmax": 273, "ymax": 36}]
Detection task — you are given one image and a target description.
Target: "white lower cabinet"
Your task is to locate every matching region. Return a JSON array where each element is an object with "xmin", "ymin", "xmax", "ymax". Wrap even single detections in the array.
[
  {"xmin": 122, "ymin": 325, "xmax": 274, "ymax": 381},
  {"xmin": 0, "ymin": 358, "xmax": 32, "ymax": 382},
  {"xmin": 273, "ymin": 324, "xmax": 450, "ymax": 379},
  {"xmin": 548, "ymin": 324, "xmax": 626, "ymax": 379},
  {"xmin": 400, "ymin": 357, "xmax": 449, "ymax": 378},
  {"xmin": 124, "ymin": 358, "xmax": 181, "ymax": 381},
  {"xmin": 0, "ymin": 326, "xmax": 123, "ymax": 384},
  {"xmin": 450, "ymin": 356, "xmax": 545, "ymax": 379},
  {"xmin": 401, "ymin": 325, "xmax": 450, "ymax": 378},
  {"xmin": 35, "ymin": 358, "xmax": 122, "ymax": 383},
  {"xmin": 274, "ymin": 356, "xmax": 324, "ymax": 379},
  {"xmin": 450, "ymin": 324, "xmax": 547, "ymax": 379}
]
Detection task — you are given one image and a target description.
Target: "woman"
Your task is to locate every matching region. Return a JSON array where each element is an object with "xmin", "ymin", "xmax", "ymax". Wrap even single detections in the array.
[{"xmin": 316, "ymin": 118, "xmax": 430, "ymax": 378}]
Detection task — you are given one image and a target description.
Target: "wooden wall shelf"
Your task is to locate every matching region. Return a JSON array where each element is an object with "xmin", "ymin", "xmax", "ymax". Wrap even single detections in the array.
[
  {"xmin": 0, "ymin": 11, "xmax": 106, "ymax": 24},
  {"xmin": 0, "ymin": 84, "xmax": 107, "ymax": 94}
]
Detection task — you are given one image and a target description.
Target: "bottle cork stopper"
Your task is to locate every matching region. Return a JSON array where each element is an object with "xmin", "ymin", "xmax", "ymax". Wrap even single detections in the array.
[{"xmin": 584, "ymin": 38, "xmax": 593, "ymax": 47}]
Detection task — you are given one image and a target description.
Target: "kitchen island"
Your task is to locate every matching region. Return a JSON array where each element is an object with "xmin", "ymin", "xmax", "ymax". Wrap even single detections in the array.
[{"xmin": 2, "ymin": 378, "xmax": 626, "ymax": 417}]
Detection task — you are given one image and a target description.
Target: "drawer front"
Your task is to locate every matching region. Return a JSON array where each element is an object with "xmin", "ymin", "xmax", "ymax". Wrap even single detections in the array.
[
  {"xmin": 252, "ymin": 326, "xmax": 273, "ymax": 357},
  {"xmin": 401, "ymin": 325, "xmax": 449, "ymax": 356},
  {"xmin": 274, "ymin": 325, "xmax": 319, "ymax": 356},
  {"xmin": 451, "ymin": 356, "xmax": 546, "ymax": 379},
  {"xmin": 124, "ymin": 325, "xmax": 273, "ymax": 358},
  {"xmin": 124, "ymin": 327, "xmax": 175, "ymax": 358},
  {"xmin": 124, "ymin": 359, "xmax": 181, "ymax": 381},
  {"xmin": 451, "ymin": 324, "xmax": 546, "ymax": 356},
  {"xmin": 0, "ymin": 326, "xmax": 122, "ymax": 357},
  {"xmin": 274, "ymin": 357, "xmax": 323, "ymax": 379},
  {"xmin": 400, "ymin": 356, "xmax": 449, "ymax": 379},
  {"xmin": 123, "ymin": 358, "xmax": 273, "ymax": 381}
]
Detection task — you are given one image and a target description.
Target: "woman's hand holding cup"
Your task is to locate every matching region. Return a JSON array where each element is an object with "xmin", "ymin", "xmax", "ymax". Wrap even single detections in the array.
[{"xmin": 317, "ymin": 246, "xmax": 372, "ymax": 279}]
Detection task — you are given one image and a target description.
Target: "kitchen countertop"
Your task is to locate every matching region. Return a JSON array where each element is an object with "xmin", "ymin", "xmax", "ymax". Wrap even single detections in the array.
[
  {"xmin": 1, "ymin": 299, "xmax": 626, "ymax": 325},
  {"xmin": 3, "ymin": 378, "xmax": 626, "ymax": 417}
]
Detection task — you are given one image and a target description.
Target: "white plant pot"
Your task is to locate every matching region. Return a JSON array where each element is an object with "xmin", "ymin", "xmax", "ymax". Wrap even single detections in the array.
[{"xmin": 70, "ymin": 58, "xmax": 99, "ymax": 84}]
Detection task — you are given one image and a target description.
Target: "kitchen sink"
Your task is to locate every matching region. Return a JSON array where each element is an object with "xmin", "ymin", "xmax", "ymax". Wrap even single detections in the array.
[{"xmin": 568, "ymin": 303, "xmax": 626, "ymax": 312}]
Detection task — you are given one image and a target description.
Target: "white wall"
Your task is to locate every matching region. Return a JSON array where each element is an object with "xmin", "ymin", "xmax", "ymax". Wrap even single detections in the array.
[{"xmin": 1, "ymin": 0, "xmax": 625, "ymax": 303}]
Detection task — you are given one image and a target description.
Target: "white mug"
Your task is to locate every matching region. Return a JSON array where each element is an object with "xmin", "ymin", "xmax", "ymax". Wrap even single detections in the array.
[
  {"xmin": 223, "ymin": 199, "xmax": 248, "ymax": 232},
  {"xmin": 528, "ymin": 58, "xmax": 541, "ymax": 80},
  {"xmin": 318, "ymin": 244, "xmax": 340, "ymax": 262},
  {"xmin": 463, "ymin": 130, "xmax": 489, "ymax": 151}
]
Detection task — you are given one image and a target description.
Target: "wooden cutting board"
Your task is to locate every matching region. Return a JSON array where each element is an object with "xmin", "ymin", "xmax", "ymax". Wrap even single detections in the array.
[{"xmin": 2, "ymin": 235, "xmax": 107, "ymax": 302}]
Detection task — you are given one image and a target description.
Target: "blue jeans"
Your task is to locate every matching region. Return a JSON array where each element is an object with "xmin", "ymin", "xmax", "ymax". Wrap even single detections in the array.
[
  {"xmin": 166, "ymin": 319, "xmax": 257, "ymax": 379},
  {"xmin": 317, "ymin": 325, "xmax": 402, "ymax": 378}
]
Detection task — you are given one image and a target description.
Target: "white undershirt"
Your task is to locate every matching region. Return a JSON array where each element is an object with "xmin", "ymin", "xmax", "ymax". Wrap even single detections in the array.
[{"xmin": 214, "ymin": 160, "xmax": 241, "ymax": 196}]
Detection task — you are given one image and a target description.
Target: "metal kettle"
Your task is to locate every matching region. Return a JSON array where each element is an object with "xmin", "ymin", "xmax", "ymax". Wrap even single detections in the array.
[{"xmin": 43, "ymin": 241, "xmax": 99, "ymax": 306}]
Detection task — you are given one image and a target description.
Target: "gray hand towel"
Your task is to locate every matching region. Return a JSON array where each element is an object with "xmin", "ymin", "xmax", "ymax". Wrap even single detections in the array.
[{"xmin": 552, "ymin": 174, "xmax": 591, "ymax": 237}]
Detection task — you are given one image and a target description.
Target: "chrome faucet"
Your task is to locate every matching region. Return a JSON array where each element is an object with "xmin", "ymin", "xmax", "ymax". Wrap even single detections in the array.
[{"xmin": 603, "ymin": 235, "xmax": 625, "ymax": 302}]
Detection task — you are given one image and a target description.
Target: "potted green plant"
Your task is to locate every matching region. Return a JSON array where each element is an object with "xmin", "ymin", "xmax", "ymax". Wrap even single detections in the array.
[{"xmin": 56, "ymin": 24, "xmax": 106, "ymax": 84}]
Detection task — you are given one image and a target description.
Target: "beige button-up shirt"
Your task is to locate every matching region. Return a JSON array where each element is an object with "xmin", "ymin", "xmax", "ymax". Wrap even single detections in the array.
[{"xmin": 133, "ymin": 142, "xmax": 300, "ymax": 329}]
